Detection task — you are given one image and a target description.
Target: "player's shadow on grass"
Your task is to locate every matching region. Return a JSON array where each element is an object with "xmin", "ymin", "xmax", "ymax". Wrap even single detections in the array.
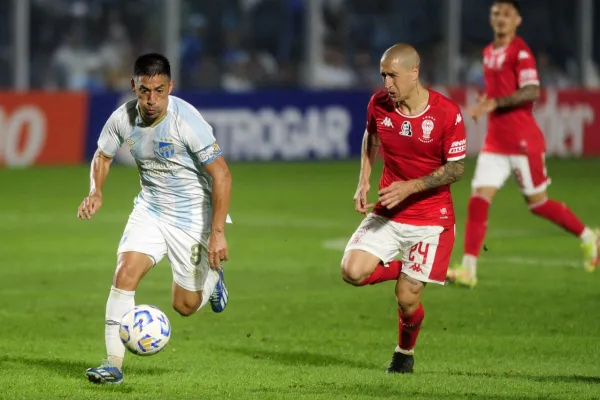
[
  {"xmin": 446, "ymin": 370, "xmax": 600, "ymax": 384},
  {"xmin": 0, "ymin": 355, "xmax": 171, "ymax": 380},
  {"xmin": 224, "ymin": 346, "xmax": 381, "ymax": 370}
]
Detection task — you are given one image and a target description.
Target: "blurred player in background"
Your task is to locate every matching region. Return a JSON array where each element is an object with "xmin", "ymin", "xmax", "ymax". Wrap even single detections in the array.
[
  {"xmin": 77, "ymin": 53, "xmax": 232, "ymax": 384},
  {"xmin": 447, "ymin": 0, "xmax": 599, "ymax": 288},
  {"xmin": 341, "ymin": 43, "xmax": 466, "ymax": 373}
]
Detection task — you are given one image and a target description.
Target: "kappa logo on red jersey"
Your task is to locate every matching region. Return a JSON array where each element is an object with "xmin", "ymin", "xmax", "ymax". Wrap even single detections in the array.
[
  {"xmin": 400, "ymin": 121, "xmax": 412, "ymax": 137},
  {"xmin": 419, "ymin": 116, "xmax": 435, "ymax": 143},
  {"xmin": 518, "ymin": 50, "xmax": 530, "ymax": 60},
  {"xmin": 455, "ymin": 113, "xmax": 462, "ymax": 125},
  {"xmin": 381, "ymin": 117, "xmax": 394, "ymax": 128}
]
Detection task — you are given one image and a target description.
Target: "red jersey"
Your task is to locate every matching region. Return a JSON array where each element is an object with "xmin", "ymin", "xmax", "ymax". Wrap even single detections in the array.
[
  {"xmin": 483, "ymin": 36, "xmax": 545, "ymax": 154},
  {"xmin": 366, "ymin": 89, "xmax": 467, "ymax": 226}
]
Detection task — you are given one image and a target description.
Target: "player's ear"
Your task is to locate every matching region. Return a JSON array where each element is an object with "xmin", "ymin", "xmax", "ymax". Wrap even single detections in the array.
[
  {"xmin": 412, "ymin": 66, "xmax": 419, "ymax": 82},
  {"xmin": 168, "ymin": 79, "xmax": 174, "ymax": 94},
  {"xmin": 130, "ymin": 78, "xmax": 136, "ymax": 92},
  {"xmin": 515, "ymin": 15, "xmax": 522, "ymax": 27}
]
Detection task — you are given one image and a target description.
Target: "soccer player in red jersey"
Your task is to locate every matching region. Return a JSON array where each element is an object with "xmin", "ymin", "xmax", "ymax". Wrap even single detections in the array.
[
  {"xmin": 446, "ymin": 0, "xmax": 599, "ymax": 288},
  {"xmin": 341, "ymin": 43, "xmax": 467, "ymax": 373}
]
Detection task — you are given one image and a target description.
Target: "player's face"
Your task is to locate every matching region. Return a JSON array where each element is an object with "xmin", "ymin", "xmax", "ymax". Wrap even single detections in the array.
[
  {"xmin": 132, "ymin": 75, "xmax": 174, "ymax": 122},
  {"xmin": 380, "ymin": 58, "xmax": 418, "ymax": 103},
  {"xmin": 490, "ymin": 3, "xmax": 521, "ymax": 36}
]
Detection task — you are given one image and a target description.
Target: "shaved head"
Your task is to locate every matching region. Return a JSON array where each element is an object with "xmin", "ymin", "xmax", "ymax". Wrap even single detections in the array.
[
  {"xmin": 380, "ymin": 43, "xmax": 422, "ymax": 103},
  {"xmin": 381, "ymin": 43, "xmax": 420, "ymax": 69}
]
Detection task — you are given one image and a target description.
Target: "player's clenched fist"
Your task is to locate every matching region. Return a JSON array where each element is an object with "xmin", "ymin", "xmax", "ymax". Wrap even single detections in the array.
[
  {"xmin": 378, "ymin": 181, "xmax": 416, "ymax": 209},
  {"xmin": 77, "ymin": 192, "xmax": 103, "ymax": 220},
  {"xmin": 208, "ymin": 231, "xmax": 228, "ymax": 270},
  {"xmin": 354, "ymin": 183, "xmax": 375, "ymax": 215}
]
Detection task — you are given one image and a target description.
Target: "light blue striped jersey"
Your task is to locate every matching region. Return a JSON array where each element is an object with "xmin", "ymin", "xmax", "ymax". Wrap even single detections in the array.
[{"xmin": 97, "ymin": 95, "xmax": 224, "ymax": 233}]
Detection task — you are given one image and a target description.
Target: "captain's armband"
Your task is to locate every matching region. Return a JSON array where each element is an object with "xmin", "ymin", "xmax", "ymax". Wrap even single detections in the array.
[{"xmin": 197, "ymin": 142, "xmax": 223, "ymax": 166}]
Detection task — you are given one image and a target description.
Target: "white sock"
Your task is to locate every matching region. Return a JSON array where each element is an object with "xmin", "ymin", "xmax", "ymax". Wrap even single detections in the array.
[
  {"xmin": 197, "ymin": 270, "xmax": 219, "ymax": 310},
  {"xmin": 105, "ymin": 286, "xmax": 135, "ymax": 370},
  {"xmin": 395, "ymin": 345, "xmax": 414, "ymax": 355},
  {"xmin": 462, "ymin": 254, "xmax": 478, "ymax": 277},
  {"xmin": 580, "ymin": 227, "xmax": 596, "ymax": 243}
]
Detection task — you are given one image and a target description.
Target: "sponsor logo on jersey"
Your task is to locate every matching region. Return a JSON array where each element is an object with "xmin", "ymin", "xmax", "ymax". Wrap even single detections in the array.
[
  {"xmin": 381, "ymin": 117, "xmax": 394, "ymax": 128},
  {"xmin": 455, "ymin": 113, "xmax": 462, "ymax": 125},
  {"xmin": 449, "ymin": 139, "xmax": 467, "ymax": 154}
]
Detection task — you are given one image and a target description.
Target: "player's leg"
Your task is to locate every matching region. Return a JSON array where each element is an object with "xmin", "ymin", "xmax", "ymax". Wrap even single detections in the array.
[
  {"xmin": 513, "ymin": 153, "xmax": 599, "ymax": 271},
  {"xmin": 164, "ymin": 230, "xmax": 226, "ymax": 316},
  {"xmin": 341, "ymin": 213, "xmax": 402, "ymax": 286},
  {"xmin": 387, "ymin": 224, "xmax": 455, "ymax": 374},
  {"xmin": 447, "ymin": 153, "xmax": 511, "ymax": 287},
  {"xmin": 86, "ymin": 209, "xmax": 167, "ymax": 385}
]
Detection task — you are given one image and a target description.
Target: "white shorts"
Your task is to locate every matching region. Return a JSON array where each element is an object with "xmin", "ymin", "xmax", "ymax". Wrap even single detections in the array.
[
  {"xmin": 471, "ymin": 152, "xmax": 550, "ymax": 196},
  {"xmin": 344, "ymin": 213, "xmax": 455, "ymax": 285},
  {"xmin": 117, "ymin": 207, "xmax": 210, "ymax": 292}
]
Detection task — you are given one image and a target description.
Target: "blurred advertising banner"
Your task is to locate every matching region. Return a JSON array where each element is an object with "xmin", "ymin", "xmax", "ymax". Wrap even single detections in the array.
[
  {"xmin": 1, "ymin": 88, "xmax": 599, "ymax": 166},
  {"xmin": 0, "ymin": 92, "xmax": 88, "ymax": 166},
  {"xmin": 85, "ymin": 91, "xmax": 368, "ymax": 165},
  {"xmin": 87, "ymin": 88, "xmax": 600, "ymax": 166}
]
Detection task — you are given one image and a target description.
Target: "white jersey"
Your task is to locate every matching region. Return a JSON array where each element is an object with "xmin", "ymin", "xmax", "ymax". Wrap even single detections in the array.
[{"xmin": 98, "ymin": 95, "xmax": 223, "ymax": 233}]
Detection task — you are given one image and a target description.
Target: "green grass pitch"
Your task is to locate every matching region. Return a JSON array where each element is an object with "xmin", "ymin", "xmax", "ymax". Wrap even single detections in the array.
[{"xmin": 0, "ymin": 158, "xmax": 599, "ymax": 399}]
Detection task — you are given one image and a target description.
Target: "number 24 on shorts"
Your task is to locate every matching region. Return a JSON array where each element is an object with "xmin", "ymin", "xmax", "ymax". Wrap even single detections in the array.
[{"xmin": 408, "ymin": 242, "xmax": 430, "ymax": 264}]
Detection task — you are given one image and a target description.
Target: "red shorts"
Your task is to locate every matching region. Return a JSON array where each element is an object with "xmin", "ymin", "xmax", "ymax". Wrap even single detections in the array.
[
  {"xmin": 471, "ymin": 152, "xmax": 550, "ymax": 195},
  {"xmin": 344, "ymin": 214, "xmax": 456, "ymax": 284}
]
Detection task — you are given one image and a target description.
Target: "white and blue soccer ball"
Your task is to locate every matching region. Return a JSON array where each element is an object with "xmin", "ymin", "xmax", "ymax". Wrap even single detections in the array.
[{"xmin": 119, "ymin": 305, "xmax": 171, "ymax": 356}]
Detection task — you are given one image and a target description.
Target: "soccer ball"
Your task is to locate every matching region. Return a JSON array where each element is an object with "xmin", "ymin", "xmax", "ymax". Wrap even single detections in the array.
[{"xmin": 119, "ymin": 305, "xmax": 171, "ymax": 356}]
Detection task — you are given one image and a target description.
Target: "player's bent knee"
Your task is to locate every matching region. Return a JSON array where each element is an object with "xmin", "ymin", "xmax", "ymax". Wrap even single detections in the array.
[
  {"xmin": 525, "ymin": 191, "xmax": 547, "ymax": 206},
  {"xmin": 340, "ymin": 257, "xmax": 366, "ymax": 286},
  {"xmin": 113, "ymin": 253, "xmax": 153, "ymax": 291},
  {"xmin": 172, "ymin": 300, "xmax": 199, "ymax": 317}
]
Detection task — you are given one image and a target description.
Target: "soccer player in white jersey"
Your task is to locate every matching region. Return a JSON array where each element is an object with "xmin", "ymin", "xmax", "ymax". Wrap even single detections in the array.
[{"xmin": 77, "ymin": 54, "xmax": 232, "ymax": 384}]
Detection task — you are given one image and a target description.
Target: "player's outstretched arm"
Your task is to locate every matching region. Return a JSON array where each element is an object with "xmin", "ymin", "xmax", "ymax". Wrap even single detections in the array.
[
  {"xmin": 203, "ymin": 156, "xmax": 232, "ymax": 270},
  {"xmin": 354, "ymin": 129, "xmax": 380, "ymax": 214},
  {"xmin": 77, "ymin": 150, "xmax": 113, "ymax": 220}
]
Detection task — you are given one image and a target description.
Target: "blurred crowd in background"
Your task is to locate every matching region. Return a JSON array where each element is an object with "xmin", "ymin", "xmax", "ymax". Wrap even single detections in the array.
[{"xmin": 1, "ymin": 0, "xmax": 599, "ymax": 92}]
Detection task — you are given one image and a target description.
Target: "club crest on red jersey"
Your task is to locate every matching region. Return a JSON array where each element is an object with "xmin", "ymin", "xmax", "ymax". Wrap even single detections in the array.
[
  {"xmin": 419, "ymin": 116, "xmax": 435, "ymax": 143},
  {"xmin": 400, "ymin": 121, "xmax": 412, "ymax": 137}
]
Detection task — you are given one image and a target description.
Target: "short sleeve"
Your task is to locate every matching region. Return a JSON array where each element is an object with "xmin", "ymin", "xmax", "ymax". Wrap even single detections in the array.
[
  {"xmin": 97, "ymin": 111, "xmax": 124, "ymax": 157},
  {"xmin": 180, "ymin": 109, "xmax": 223, "ymax": 166},
  {"xmin": 366, "ymin": 95, "xmax": 378, "ymax": 135},
  {"xmin": 443, "ymin": 107, "xmax": 467, "ymax": 162},
  {"xmin": 181, "ymin": 110, "xmax": 217, "ymax": 152},
  {"xmin": 515, "ymin": 46, "xmax": 540, "ymax": 88}
]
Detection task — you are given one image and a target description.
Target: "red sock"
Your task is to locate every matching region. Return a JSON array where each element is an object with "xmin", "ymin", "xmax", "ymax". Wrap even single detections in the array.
[
  {"xmin": 398, "ymin": 303, "xmax": 425, "ymax": 351},
  {"xmin": 361, "ymin": 260, "xmax": 402, "ymax": 285},
  {"xmin": 530, "ymin": 199, "xmax": 586, "ymax": 237},
  {"xmin": 464, "ymin": 196, "xmax": 490, "ymax": 257}
]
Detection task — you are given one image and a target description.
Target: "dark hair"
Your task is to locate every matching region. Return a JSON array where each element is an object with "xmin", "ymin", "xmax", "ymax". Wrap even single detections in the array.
[
  {"xmin": 133, "ymin": 53, "xmax": 171, "ymax": 79},
  {"xmin": 492, "ymin": 0, "xmax": 520, "ymax": 14}
]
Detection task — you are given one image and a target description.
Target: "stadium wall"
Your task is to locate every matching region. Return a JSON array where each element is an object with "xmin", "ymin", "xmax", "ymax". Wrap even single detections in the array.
[{"xmin": 0, "ymin": 88, "xmax": 598, "ymax": 166}]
